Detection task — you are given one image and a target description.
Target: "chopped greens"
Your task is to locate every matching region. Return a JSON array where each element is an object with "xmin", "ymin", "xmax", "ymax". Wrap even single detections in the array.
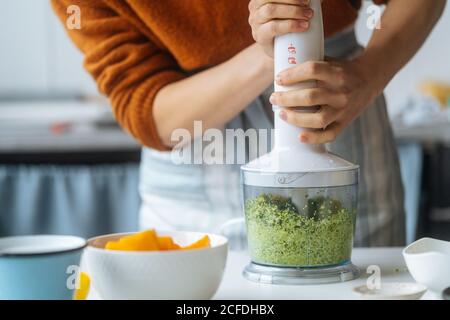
[{"xmin": 245, "ymin": 194, "xmax": 355, "ymax": 267}]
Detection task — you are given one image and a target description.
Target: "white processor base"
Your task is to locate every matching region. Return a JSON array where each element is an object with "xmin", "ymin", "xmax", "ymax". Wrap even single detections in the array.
[{"xmin": 243, "ymin": 262, "xmax": 360, "ymax": 285}]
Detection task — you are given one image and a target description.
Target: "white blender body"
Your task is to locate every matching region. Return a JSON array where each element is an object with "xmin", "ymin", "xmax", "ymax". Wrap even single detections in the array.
[
  {"xmin": 245, "ymin": 0, "xmax": 355, "ymax": 175},
  {"xmin": 241, "ymin": 0, "xmax": 360, "ymax": 285},
  {"xmin": 273, "ymin": 0, "xmax": 327, "ymax": 172}
]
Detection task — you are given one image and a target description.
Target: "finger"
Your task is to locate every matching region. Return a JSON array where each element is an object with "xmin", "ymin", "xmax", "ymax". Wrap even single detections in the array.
[
  {"xmin": 299, "ymin": 122, "xmax": 344, "ymax": 144},
  {"xmin": 255, "ymin": 3, "xmax": 314, "ymax": 24},
  {"xmin": 249, "ymin": 0, "xmax": 311, "ymax": 11},
  {"xmin": 276, "ymin": 61, "xmax": 342, "ymax": 86},
  {"xmin": 256, "ymin": 19, "xmax": 310, "ymax": 44},
  {"xmin": 270, "ymin": 88, "xmax": 338, "ymax": 108},
  {"xmin": 280, "ymin": 106, "xmax": 338, "ymax": 129}
]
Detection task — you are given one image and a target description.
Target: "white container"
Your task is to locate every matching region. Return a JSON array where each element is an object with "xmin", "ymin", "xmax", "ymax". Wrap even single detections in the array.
[
  {"xmin": 403, "ymin": 237, "xmax": 450, "ymax": 293},
  {"xmin": 84, "ymin": 231, "xmax": 228, "ymax": 300}
]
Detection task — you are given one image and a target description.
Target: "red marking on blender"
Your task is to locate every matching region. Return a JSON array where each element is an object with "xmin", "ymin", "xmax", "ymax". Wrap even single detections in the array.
[{"xmin": 288, "ymin": 43, "xmax": 298, "ymax": 64}]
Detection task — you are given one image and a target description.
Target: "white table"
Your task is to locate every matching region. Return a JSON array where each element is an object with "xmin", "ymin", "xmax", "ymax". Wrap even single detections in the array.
[
  {"xmin": 87, "ymin": 248, "xmax": 438, "ymax": 300},
  {"xmin": 214, "ymin": 248, "xmax": 436, "ymax": 300}
]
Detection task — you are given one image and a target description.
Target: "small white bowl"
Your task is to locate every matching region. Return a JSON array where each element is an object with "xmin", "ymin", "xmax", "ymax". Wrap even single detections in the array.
[
  {"xmin": 403, "ymin": 237, "xmax": 450, "ymax": 293},
  {"xmin": 353, "ymin": 283, "xmax": 427, "ymax": 300},
  {"xmin": 84, "ymin": 231, "xmax": 228, "ymax": 300}
]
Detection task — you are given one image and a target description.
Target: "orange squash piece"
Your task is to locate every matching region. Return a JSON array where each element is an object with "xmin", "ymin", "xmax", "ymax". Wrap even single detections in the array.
[
  {"xmin": 105, "ymin": 241, "xmax": 122, "ymax": 251},
  {"xmin": 156, "ymin": 236, "xmax": 176, "ymax": 251},
  {"xmin": 74, "ymin": 272, "xmax": 90, "ymax": 301},
  {"xmin": 105, "ymin": 230, "xmax": 159, "ymax": 251},
  {"xmin": 182, "ymin": 235, "xmax": 211, "ymax": 250},
  {"xmin": 104, "ymin": 230, "xmax": 210, "ymax": 252}
]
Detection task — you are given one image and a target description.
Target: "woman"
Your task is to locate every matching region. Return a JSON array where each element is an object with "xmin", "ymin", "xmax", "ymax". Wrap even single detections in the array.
[{"xmin": 52, "ymin": 0, "xmax": 445, "ymax": 247}]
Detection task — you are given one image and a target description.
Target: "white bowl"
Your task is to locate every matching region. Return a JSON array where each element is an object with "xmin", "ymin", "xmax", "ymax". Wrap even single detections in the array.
[
  {"xmin": 353, "ymin": 283, "xmax": 427, "ymax": 300},
  {"xmin": 403, "ymin": 237, "xmax": 450, "ymax": 293},
  {"xmin": 84, "ymin": 231, "xmax": 228, "ymax": 300}
]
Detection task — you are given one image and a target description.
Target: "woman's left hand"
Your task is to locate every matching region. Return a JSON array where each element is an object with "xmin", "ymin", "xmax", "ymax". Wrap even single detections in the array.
[{"xmin": 270, "ymin": 58, "xmax": 383, "ymax": 144}]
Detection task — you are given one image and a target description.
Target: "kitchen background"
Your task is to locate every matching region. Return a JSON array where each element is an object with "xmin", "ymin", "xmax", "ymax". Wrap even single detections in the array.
[{"xmin": 0, "ymin": 1, "xmax": 449, "ymax": 244}]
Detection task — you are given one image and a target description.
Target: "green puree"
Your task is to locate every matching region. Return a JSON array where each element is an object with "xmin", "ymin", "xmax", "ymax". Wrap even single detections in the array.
[{"xmin": 245, "ymin": 194, "xmax": 354, "ymax": 267}]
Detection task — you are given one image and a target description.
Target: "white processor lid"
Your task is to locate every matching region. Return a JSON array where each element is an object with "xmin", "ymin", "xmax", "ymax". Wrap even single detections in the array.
[{"xmin": 242, "ymin": 149, "xmax": 359, "ymax": 188}]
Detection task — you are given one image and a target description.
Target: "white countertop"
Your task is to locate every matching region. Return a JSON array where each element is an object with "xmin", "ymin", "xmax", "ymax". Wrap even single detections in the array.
[
  {"xmin": 0, "ymin": 127, "xmax": 140, "ymax": 153},
  {"xmin": 0, "ymin": 101, "xmax": 140, "ymax": 153},
  {"xmin": 394, "ymin": 123, "xmax": 450, "ymax": 144},
  {"xmin": 214, "ymin": 248, "xmax": 436, "ymax": 300},
  {"xmin": 87, "ymin": 247, "xmax": 438, "ymax": 300}
]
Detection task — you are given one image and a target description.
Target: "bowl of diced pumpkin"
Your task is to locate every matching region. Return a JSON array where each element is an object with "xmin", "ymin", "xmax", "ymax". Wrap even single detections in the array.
[{"xmin": 84, "ymin": 229, "xmax": 228, "ymax": 300}]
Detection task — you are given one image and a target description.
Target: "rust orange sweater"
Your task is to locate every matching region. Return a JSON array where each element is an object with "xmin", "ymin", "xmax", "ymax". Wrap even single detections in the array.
[{"xmin": 51, "ymin": 0, "xmax": 387, "ymax": 150}]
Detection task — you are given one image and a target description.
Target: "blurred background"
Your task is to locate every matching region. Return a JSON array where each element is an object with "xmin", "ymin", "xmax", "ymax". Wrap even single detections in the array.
[{"xmin": 0, "ymin": 1, "xmax": 449, "ymax": 244}]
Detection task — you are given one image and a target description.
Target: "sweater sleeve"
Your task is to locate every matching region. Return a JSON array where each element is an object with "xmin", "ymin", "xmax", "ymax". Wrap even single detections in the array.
[{"xmin": 51, "ymin": 0, "xmax": 185, "ymax": 151}]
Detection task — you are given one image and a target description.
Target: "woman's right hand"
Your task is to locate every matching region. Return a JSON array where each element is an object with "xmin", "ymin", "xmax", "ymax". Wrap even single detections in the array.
[{"xmin": 249, "ymin": 0, "xmax": 314, "ymax": 57}]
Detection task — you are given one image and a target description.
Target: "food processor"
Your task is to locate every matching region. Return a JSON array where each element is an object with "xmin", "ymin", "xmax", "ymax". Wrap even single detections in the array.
[{"xmin": 241, "ymin": 0, "xmax": 360, "ymax": 285}]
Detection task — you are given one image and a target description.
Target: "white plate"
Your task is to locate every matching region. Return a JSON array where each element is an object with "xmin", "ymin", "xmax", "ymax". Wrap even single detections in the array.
[{"xmin": 353, "ymin": 283, "xmax": 427, "ymax": 300}]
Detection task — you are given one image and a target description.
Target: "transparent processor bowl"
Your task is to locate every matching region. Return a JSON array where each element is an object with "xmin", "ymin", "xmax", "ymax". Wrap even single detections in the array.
[{"xmin": 242, "ymin": 170, "xmax": 358, "ymax": 269}]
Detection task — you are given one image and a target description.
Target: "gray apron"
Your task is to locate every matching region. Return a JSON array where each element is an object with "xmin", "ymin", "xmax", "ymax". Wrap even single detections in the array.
[{"xmin": 139, "ymin": 28, "xmax": 406, "ymax": 248}]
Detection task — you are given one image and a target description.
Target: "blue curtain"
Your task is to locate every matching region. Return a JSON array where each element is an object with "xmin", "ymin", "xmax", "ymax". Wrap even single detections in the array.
[
  {"xmin": 0, "ymin": 164, "xmax": 140, "ymax": 238},
  {"xmin": 397, "ymin": 142, "xmax": 423, "ymax": 244}
]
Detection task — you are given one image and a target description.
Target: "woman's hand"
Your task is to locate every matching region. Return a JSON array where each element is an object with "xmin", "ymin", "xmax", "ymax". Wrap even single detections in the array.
[
  {"xmin": 248, "ymin": 0, "xmax": 314, "ymax": 57},
  {"xmin": 270, "ymin": 57, "xmax": 383, "ymax": 144}
]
